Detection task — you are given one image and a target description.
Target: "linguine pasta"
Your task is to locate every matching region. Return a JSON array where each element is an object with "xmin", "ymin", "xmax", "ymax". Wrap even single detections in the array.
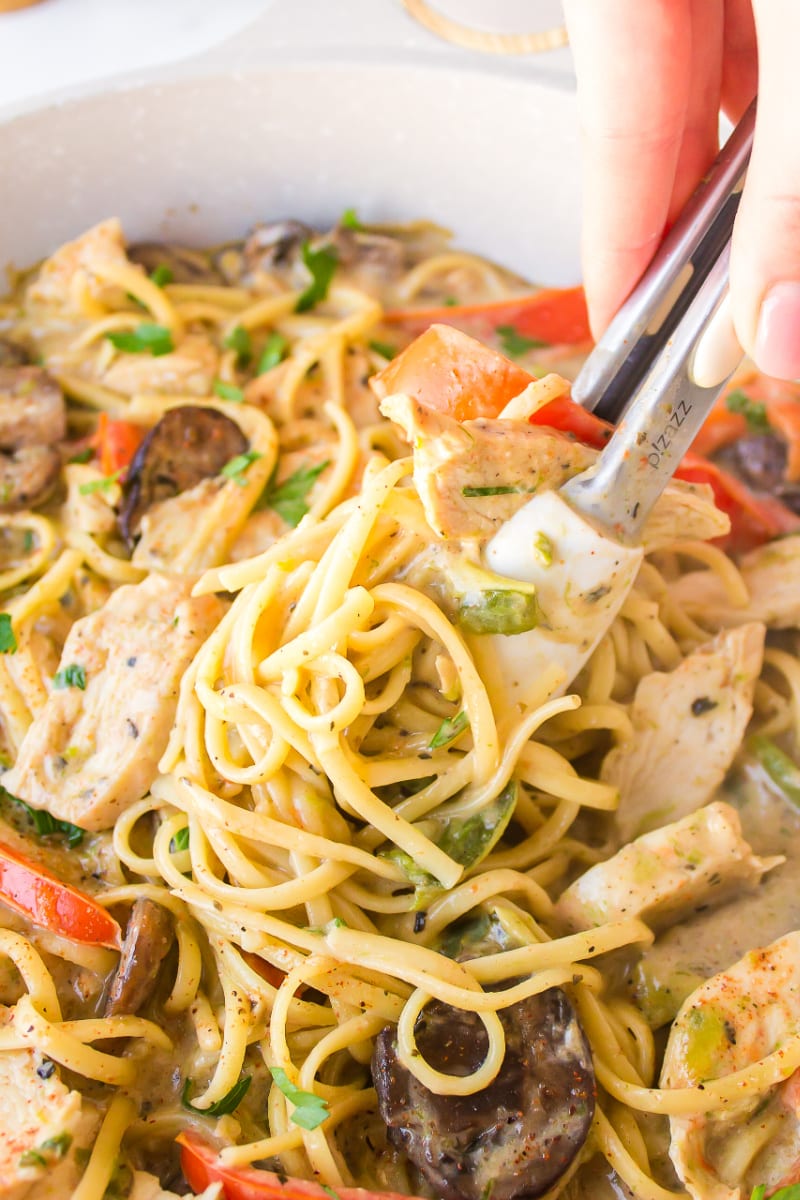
[{"xmin": 1, "ymin": 215, "xmax": 800, "ymax": 1200}]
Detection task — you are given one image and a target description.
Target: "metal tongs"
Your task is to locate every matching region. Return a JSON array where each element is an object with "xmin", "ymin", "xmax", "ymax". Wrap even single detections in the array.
[
  {"xmin": 566, "ymin": 99, "xmax": 756, "ymax": 536},
  {"xmin": 481, "ymin": 103, "xmax": 756, "ymax": 707}
]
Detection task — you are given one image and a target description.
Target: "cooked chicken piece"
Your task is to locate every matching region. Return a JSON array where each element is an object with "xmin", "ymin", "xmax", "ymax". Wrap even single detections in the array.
[
  {"xmin": 105, "ymin": 898, "xmax": 174, "ymax": 1017},
  {"xmin": 229, "ymin": 507, "xmax": 287, "ymax": 561},
  {"xmin": 0, "ymin": 1027, "xmax": 89, "ymax": 1200},
  {"xmin": 102, "ymin": 333, "xmax": 218, "ymax": 397},
  {"xmin": 0, "ymin": 368, "xmax": 65, "ymax": 450},
  {"xmin": 670, "ymin": 533, "xmax": 800, "ymax": 630},
  {"xmin": 61, "ymin": 463, "xmax": 119, "ymax": 536},
  {"xmin": 132, "ymin": 478, "xmax": 226, "ymax": 573},
  {"xmin": 630, "ymin": 861, "xmax": 800, "ymax": 1029},
  {"xmin": 25, "ymin": 218, "xmax": 130, "ymax": 315},
  {"xmin": 5, "ymin": 574, "xmax": 223, "ymax": 831},
  {"xmin": 128, "ymin": 1170, "xmax": 222, "ymax": 1200},
  {"xmin": 640, "ymin": 479, "xmax": 730, "ymax": 552},
  {"xmin": 555, "ymin": 802, "xmax": 779, "ymax": 933},
  {"xmin": 661, "ymin": 931, "xmax": 800, "ymax": 1200},
  {"xmin": 380, "ymin": 393, "xmax": 594, "ymax": 539},
  {"xmin": 603, "ymin": 623, "xmax": 765, "ymax": 843}
]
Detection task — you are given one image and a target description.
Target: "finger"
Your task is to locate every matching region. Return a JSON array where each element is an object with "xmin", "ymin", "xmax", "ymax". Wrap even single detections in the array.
[
  {"xmin": 730, "ymin": 0, "xmax": 800, "ymax": 378},
  {"xmin": 721, "ymin": 0, "xmax": 758, "ymax": 121},
  {"xmin": 666, "ymin": 0, "xmax": 724, "ymax": 222},
  {"xmin": 563, "ymin": 0, "xmax": 693, "ymax": 337}
]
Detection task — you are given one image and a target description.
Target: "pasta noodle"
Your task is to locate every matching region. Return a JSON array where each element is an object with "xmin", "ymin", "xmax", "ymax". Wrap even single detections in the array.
[{"xmin": 0, "ymin": 213, "xmax": 799, "ymax": 1200}]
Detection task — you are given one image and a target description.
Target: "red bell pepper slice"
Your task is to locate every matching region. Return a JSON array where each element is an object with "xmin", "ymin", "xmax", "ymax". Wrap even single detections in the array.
[
  {"xmin": 371, "ymin": 323, "xmax": 535, "ymax": 423},
  {"xmin": 0, "ymin": 840, "xmax": 121, "ymax": 949},
  {"xmin": 178, "ymin": 1133, "xmax": 425, "ymax": 1200},
  {"xmin": 92, "ymin": 413, "xmax": 145, "ymax": 478},
  {"xmin": 675, "ymin": 452, "xmax": 800, "ymax": 552},
  {"xmin": 384, "ymin": 286, "xmax": 592, "ymax": 348}
]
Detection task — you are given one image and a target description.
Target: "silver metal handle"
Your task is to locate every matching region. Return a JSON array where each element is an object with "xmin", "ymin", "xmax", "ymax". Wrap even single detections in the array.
[
  {"xmin": 561, "ymin": 242, "xmax": 734, "ymax": 538},
  {"xmin": 571, "ymin": 101, "xmax": 755, "ymax": 423}
]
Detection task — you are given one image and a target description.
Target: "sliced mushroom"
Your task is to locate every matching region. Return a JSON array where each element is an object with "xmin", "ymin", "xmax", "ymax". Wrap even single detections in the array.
[
  {"xmin": 330, "ymin": 225, "xmax": 407, "ymax": 283},
  {"xmin": 104, "ymin": 898, "xmax": 174, "ymax": 1017},
  {"xmin": 0, "ymin": 366, "xmax": 66, "ymax": 449},
  {"xmin": 242, "ymin": 219, "xmax": 313, "ymax": 275},
  {"xmin": 128, "ymin": 241, "xmax": 224, "ymax": 286},
  {"xmin": 119, "ymin": 404, "xmax": 248, "ymax": 542},
  {"xmin": 0, "ymin": 337, "xmax": 28, "ymax": 367},
  {"xmin": 715, "ymin": 433, "xmax": 800, "ymax": 513},
  {"xmin": 0, "ymin": 446, "xmax": 61, "ymax": 511},
  {"xmin": 372, "ymin": 988, "xmax": 595, "ymax": 1200}
]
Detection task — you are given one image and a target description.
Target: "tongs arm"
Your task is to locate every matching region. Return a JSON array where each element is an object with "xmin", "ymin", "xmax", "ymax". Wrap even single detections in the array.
[{"xmin": 571, "ymin": 101, "xmax": 756, "ymax": 424}]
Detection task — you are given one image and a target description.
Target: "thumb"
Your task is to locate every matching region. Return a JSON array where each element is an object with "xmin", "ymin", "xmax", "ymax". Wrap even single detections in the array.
[{"xmin": 730, "ymin": 0, "xmax": 800, "ymax": 380}]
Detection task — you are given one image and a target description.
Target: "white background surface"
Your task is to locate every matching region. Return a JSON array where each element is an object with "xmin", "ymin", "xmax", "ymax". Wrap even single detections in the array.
[
  {"xmin": 0, "ymin": 0, "xmax": 572, "ymax": 114},
  {"xmin": 0, "ymin": 0, "xmax": 582, "ymax": 285}
]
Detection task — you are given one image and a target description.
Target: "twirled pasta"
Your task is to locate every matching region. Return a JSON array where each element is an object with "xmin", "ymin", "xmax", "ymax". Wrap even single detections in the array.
[{"xmin": 0, "ymin": 215, "xmax": 799, "ymax": 1200}]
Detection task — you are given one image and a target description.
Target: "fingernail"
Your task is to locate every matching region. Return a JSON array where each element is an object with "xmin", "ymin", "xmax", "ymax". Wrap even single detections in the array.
[{"xmin": 754, "ymin": 282, "xmax": 800, "ymax": 380}]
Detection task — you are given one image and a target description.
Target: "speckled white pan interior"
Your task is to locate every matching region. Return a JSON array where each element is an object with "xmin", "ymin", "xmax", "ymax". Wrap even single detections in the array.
[{"xmin": 0, "ymin": 32, "xmax": 582, "ymax": 283}]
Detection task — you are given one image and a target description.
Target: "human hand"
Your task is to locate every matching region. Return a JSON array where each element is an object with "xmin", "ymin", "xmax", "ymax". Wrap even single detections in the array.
[{"xmin": 563, "ymin": 0, "xmax": 800, "ymax": 381}]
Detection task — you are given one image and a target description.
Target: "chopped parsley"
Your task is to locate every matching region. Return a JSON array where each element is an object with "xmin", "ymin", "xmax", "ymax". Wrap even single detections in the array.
[
  {"xmin": 429, "ymin": 710, "xmax": 469, "ymax": 750},
  {"xmin": 220, "ymin": 449, "xmax": 262, "ymax": 487},
  {"xmin": 257, "ymin": 331, "xmax": 289, "ymax": 375},
  {"xmin": 296, "ymin": 242, "xmax": 338, "ymax": 313},
  {"xmin": 496, "ymin": 324, "xmax": 547, "ymax": 358},
  {"xmin": 19, "ymin": 1150, "xmax": 46, "ymax": 1169},
  {"xmin": 0, "ymin": 614, "xmax": 17, "ymax": 654},
  {"xmin": 269, "ymin": 1067, "xmax": 330, "ymax": 1130},
  {"xmin": 23, "ymin": 530, "xmax": 34, "ymax": 552},
  {"xmin": 726, "ymin": 389, "xmax": 770, "ymax": 433},
  {"xmin": 68, "ymin": 447, "xmax": 94, "ymax": 464},
  {"xmin": 18, "ymin": 1133, "xmax": 72, "ymax": 1169},
  {"xmin": 106, "ymin": 322, "xmax": 174, "ymax": 357},
  {"xmin": 14, "ymin": 795, "xmax": 84, "ymax": 847},
  {"xmin": 78, "ymin": 470, "xmax": 123, "ymax": 495},
  {"xmin": 340, "ymin": 207, "xmax": 363, "ymax": 231},
  {"xmin": 258, "ymin": 460, "xmax": 329, "ymax": 527},
  {"xmin": 224, "ymin": 324, "xmax": 252, "ymax": 367},
  {"xmin": 322, "ymin": 1188, "xmax": 342, "ymax": 1200},
  {"xmin": 749, "ymin": 734, "xmax": 800, "ymax": 809},
  {"xmin": 305, "ymin": 916, "xmax": 348, "ymax": 935},
  {"xmin": 40, "ymin": 1134, "xmax": 72, "ymax": 1159},
  {"xmin": 182, "ymin": 1074, "xmax": 252, "ymax": 1117},
  {"xmin": 368, "ymin": 339, "xmax": 397, "ymax": 360},
  {"xmin": 53, "ymin": 663, "xmax": 87, "ymax": 691},
  {"xmin": 213, "ymin": 380, "xmax": 245, "ymax": 403},
  {"xmin": 149, "ymin": 264, "xmax": 174, "ymax": 288},
  {"xmin": 461, "ymin": 484, "xmax": 531, "ymax": 497},
  {"xmin": 171, "ymin": 826, "xmax": 190, "ymax": 853}
]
